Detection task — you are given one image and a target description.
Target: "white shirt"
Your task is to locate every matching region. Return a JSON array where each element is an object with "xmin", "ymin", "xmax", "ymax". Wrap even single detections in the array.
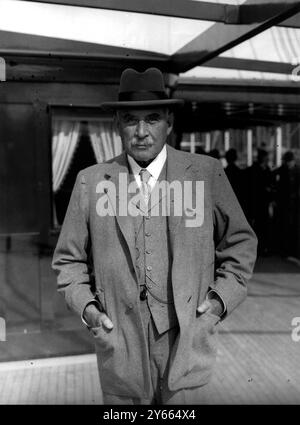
[{"xmin": 127, "ymin": 144, "xmax": 167, "ymax": 190}]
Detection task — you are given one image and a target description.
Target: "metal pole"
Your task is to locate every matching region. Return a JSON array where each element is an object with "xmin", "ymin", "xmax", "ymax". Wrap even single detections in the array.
[
  {"xmin": 205, "ymin": 132, "xmax": 211, "ymax": 152},
  {"xmin": 247, "ymin": 129, "xmax": 253, "ymax": 167},
  {"xmin": 224, "ymin": 130, "xmax": 230, "ymax": 152},
  {"xmin": 190, "ymin": 132, "xmax": 196, "ymax": 154},
  {"xmin": 276, "ymin": 126, "xmax": 282, "ymax": 167}
]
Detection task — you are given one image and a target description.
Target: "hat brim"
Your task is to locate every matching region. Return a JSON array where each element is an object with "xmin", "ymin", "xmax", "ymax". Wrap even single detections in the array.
[{"xmin": 101, "ymin": 98, "xmax": 184, "ymax": 111}]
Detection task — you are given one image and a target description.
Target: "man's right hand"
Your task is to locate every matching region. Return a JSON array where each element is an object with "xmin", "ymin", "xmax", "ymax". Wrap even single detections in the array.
[{"xmin": 83, "ymin": 303, "xmax": 114, "ymax": 330}]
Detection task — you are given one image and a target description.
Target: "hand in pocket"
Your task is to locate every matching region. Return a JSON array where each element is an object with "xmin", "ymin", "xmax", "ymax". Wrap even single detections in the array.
[{"xmin": 83, "ymin": 302, "xmax": 114, "ymax": 330}]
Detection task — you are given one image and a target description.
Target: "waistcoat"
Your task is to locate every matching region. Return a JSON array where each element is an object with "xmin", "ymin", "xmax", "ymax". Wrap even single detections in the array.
[{"xmin": 132, "ymin": 163, "xmax": 179, "ymax": 334}]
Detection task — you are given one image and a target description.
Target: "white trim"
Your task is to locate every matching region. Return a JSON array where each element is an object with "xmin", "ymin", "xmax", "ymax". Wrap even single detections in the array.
[
  {"xmin": 190, "ymin": 132, "xmax": 196, "ymax": 153},
  {"xmin": 0, "ymin": 354, "xmax": 97, "ymax": 372},
  {"xmin": 224, "ymin": 130, "xmax": 230, "ymax": 152},
  {"xmin": 247, "ymin": 129, "xmax": 253, "ymax": 167},
  {"xmin": 205, "ymin": 132, "xmax": 211, "ymax": 152},
  {"xmin": 276, "ymin": 126, "xmax": 282, "ymax": 167}
]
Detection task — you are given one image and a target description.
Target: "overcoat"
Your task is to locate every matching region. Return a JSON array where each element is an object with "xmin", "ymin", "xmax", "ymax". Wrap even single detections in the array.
[{"xmin": 52, "ymin": 145, "xmax": 257, "ymax": 398}]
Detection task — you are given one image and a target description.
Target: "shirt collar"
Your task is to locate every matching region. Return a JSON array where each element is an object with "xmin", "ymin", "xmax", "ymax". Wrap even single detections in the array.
[{"xmin": 127, "ymin": 144, "xmax": 167, "ymax": 181}]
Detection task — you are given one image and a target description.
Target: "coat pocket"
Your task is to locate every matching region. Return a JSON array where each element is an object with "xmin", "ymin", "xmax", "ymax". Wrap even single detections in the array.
[
  {"xmin": 178, "ymin": 311, "xmax": 220, "ymax": 384},
  {"xmin": 91, "ymin": 325, "xmax": 114, "ymax": 352},
  {"xmin": 192, "ymin": 310, "xmax": 220, "ymax": 355},
  {"xmin": 95, "ymin": 287, "xmax": 107, "ymax": 312},
  {"xmin": 199, "ymin": 311, "xmax": 220, "ymax": 333}
]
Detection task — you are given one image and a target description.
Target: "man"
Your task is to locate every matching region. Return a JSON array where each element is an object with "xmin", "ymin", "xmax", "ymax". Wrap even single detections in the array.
[
  {"xmin": 273, "ymin": 151, "xmax": 300, "ymax": 258},
  {"xmin": 224, "ymin": 148, "xmax": 245, "ymax": 210},
  {"xmin": 244, "ymin": 149, "xmax": 273, "ymax": 256},
  {"xmin": 52, "ymin": 68, "xmax": 257, "ymax": 404}
]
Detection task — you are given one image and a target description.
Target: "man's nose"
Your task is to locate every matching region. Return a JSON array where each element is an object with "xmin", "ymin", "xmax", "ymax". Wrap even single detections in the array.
[{"xmin": 136, "ymin": 120, "xmax": 148, "ymax": 138}]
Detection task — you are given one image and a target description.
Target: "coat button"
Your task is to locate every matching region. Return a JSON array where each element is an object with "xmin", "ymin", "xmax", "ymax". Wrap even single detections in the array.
[
  {"xmin": 128, "ymin": 303, "xmax": 134, "ymax": 310},
  {"xmin": 146, "ymin": 249, "xmax": 151, "ymax": 254},
  {"xmin": 147, "ymin": 283, "xmax": 152, "ymax": 289},
  {"xmin": 146, "ymin": 265, "xmax": 152, "ymax": 271},
  {"xmin": 145, "ymin": 232, "xmax": 151, "ymax": 237}
]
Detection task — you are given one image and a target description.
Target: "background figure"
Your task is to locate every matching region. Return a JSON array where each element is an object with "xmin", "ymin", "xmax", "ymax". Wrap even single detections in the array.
[
  {"xmin": 273, "ymin": 151, "xmax": 300, "ymax": 258},
  {"xmin": 225, "ymin": 148, "xmax": 245, "ymax": 209},
  {"xmin": 244, "ymin": 149, "xmax": 274, "ymax": 256}
]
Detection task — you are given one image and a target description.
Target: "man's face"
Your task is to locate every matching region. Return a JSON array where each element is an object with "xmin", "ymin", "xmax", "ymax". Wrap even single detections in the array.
[{"xmin": 116, "ymin": 108, "xmax": 173, "ymax": 164}]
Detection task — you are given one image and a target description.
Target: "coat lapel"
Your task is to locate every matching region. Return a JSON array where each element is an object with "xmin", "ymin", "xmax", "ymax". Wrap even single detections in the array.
[
  {"xmin": 166, "ymin": 145, "xmax": 193, "ymax": 238},
  {"xmin": 104, "ymin": 153, "xmax": 138, "ymax": 275},
  {"xmin": 147, "ymin": 162, "xmax": 167, "ymax": 214}
]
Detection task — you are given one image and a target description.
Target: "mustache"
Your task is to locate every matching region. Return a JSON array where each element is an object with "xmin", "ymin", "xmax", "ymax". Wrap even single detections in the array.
[{"xmin": 132, "ymin": 142, "xmax": 152, "ymax": 147}]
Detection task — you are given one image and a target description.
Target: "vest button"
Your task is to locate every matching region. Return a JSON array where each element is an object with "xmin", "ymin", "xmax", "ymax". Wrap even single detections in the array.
[
  {"xmin": 147, "ymin": 283, "xmax": 153, "ymax": 289},
  {"xmin": 140, "ymin": 287, "xmax": 147, "ymax": 300},
  {"xmin": 128, "ymin": 303, "xmax": 134, "ymax": 310},
  {"xmin": 146, "ymin": 266, "xmax": 152, "ymax": 271},
  {"xmin": 146, "ymin": 249, "xmax": 151, "ymax": 254}
]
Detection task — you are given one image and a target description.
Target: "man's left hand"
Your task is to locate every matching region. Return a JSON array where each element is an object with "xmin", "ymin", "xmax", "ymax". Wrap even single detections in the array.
[{"xmin": 197, "ymin": 298, "xmax": 223, "ymax": 317}]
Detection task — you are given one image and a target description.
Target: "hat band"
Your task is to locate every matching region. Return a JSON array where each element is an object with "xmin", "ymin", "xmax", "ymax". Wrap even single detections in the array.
[{"xmin": 119, "ymin": 90, "xmax": 169, "ymax": 102}]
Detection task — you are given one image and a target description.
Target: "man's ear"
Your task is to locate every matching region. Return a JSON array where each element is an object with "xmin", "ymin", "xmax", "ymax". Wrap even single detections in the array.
[{"xmin": 166, "ymin": 111, "xmax": 174, "ymax": 136}]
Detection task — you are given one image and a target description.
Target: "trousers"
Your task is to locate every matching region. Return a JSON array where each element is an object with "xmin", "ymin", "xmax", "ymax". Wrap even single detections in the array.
[{"xmin": 102, "ymin": 298, "xmax": 211, "ymax": 405}]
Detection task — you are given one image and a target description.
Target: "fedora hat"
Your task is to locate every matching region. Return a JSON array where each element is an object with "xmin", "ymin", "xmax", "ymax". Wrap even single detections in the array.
[{"xmin": 101, "ymin": 67, "xmax": 184, "ymax": 110}]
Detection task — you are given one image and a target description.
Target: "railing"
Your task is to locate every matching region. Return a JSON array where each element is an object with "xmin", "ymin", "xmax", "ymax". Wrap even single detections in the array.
[{"xmin": 0, "ymin": 318, "xmax": 6, "ymax": 342}]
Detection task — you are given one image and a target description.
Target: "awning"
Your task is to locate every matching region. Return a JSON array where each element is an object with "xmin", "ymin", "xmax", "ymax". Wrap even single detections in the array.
[{"xmin": 0, "ymin": 0, "xmax": 299, "ymax": 84}]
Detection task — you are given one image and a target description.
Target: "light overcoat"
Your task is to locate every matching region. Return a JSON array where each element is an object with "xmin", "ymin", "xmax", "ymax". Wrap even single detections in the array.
[{"xmin": 52, "ymin": 145, "xmax": 257, "ymax": 398}]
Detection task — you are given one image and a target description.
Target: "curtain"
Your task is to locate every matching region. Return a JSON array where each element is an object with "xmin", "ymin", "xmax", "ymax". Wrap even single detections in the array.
[
  {"xmin": 88, "ymin": 121, "xmax": 123, "ymax": 163},
  {"xmin": 52, "ymin": 120, "xmax": 81, "ymax": 193}
]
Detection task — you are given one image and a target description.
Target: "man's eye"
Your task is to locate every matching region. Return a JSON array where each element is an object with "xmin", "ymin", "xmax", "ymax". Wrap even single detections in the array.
[
  {"xmin": 122, "ymin": 117, "xmax": 137, "ymax": 125},
  {"xmin": 146, "ymin": 116, "xmax": 160, "ymax": 124}
]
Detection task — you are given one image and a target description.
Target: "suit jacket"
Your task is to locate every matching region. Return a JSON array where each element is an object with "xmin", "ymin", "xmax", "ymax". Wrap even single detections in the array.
[{"xmin": 52, "ymin": 145, "xmax": 257, "ymax": 398}]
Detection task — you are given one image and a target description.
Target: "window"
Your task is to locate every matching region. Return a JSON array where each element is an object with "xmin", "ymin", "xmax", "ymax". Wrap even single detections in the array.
[{"xmin": 51, "ymin": 109, "xmax": 123, "ymax": 227}]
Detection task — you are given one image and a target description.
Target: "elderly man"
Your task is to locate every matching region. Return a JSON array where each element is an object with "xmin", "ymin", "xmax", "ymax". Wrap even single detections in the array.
[{"xmin": 52, "ymin": 68, "xmax": 257, "ymax": 405}]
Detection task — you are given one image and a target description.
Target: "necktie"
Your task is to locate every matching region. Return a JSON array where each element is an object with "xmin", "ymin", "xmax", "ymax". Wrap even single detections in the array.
[{"xmin": 139, "ymin": 168, "xmax": 152, "ymax": 209}]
